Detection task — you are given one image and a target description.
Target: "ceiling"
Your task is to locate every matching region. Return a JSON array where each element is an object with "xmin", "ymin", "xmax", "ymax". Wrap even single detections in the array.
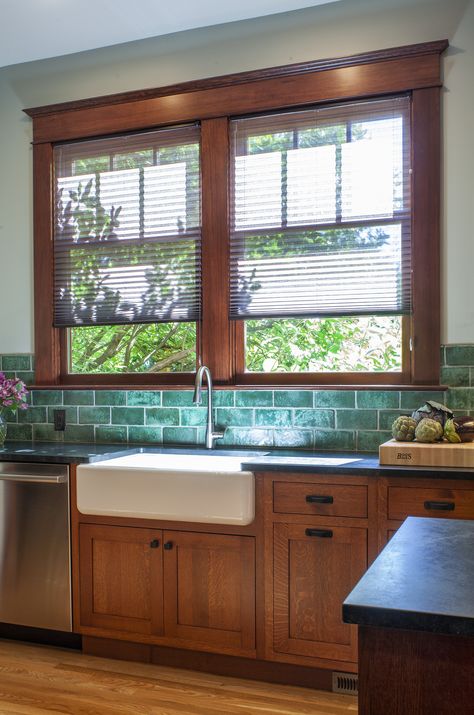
[{"xmin": 0, "ymin": 0, "xmax": 341, "ymax": 69}]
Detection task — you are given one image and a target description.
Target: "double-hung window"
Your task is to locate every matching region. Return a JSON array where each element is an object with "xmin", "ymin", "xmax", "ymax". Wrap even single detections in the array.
[
  {"xmin": 53, "ymin": 125, "xmax": 200, "ymax": 376},
  {"xmin": 27, "ymin": 39, "xmax": 446, "ymax": 387},
  {"xmin": 230, "ymin": 97, "xmax": 411, "ymax": 375}
]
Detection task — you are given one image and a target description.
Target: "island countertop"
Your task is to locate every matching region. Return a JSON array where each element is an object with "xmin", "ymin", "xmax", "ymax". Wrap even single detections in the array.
[{"xmin": 343, "ymin": 516, "xmax": 474, "ymax": 636}]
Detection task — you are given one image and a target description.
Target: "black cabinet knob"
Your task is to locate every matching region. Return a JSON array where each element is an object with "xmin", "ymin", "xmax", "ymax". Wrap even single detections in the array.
[
  {"xmin": 164, "ymin": 541, "xmax": 174, "ymax": 550},
  {"xmin": 150, "ymin": 539, "xmax": 160, "ymax": 548}
]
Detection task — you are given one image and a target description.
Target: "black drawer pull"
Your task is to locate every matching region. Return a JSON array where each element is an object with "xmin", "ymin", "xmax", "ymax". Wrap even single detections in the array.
[
  {"xmin": 305, "ymin": 528, "xmax": 333, "ymax": 538},
  {"xmin": 150, "ymin": 539, "xmax": 160, "ymax": 548},
  {"xmin": 424, "ymin": 500, "xmax": 455, "ymax": 511},
  {"xmin": 164, "ymin": 541, "xmax": 174, "ymax": 550},
  {"xmin": 306, "ymin": 494, "xmax": 334, "ymax": 504}
]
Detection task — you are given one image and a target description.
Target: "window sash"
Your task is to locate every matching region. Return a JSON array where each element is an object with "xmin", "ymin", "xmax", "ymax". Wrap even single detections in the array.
[
  {"xmin": 229, "ymin": 97, "xmax": 412, "ymax": 321},
  {"xmin": 53, "ymin": 124, "xmax": 201, "ymax": 328}
]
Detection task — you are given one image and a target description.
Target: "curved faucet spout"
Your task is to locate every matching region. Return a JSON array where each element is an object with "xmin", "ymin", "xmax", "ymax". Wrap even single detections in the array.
[{"xmin": 193, "ymin": 366, "xmax": 225, "ymax": 449}]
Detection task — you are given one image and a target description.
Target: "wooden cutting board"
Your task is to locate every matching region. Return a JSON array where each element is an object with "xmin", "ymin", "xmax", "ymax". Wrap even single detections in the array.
[{"xmin": 379, "ymin": 439, "xmax": 474, "ymax": 468}]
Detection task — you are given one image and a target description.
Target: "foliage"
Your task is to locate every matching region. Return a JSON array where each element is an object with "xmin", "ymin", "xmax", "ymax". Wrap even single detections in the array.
[{"xmin": 245, "ymin": 316, "xmax": 401, "ymax": 373}]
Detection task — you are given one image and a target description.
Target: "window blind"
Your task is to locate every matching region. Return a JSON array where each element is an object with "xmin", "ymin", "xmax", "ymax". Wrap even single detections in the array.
[
  {"xmin": 229, "ymin": 96, "xmax": 411, "ymax": 320},
  {"xmin": 53, "ymin": 124, "xmax": 201, "ymax": 327}
]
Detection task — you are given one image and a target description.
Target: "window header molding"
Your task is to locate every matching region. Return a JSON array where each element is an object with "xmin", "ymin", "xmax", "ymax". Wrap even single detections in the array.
[{"xmin": 24, "ymin": 39, "xmax": 448, "ymax": 144}]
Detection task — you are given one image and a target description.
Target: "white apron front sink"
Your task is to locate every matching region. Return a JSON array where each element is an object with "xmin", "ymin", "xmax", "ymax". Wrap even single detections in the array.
[{"xmin": 76, "ymin": 452, "xmax": 255, "ymax": 525}]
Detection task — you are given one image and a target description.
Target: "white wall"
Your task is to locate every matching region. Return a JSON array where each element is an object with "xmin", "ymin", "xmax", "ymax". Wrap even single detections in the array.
[{"xmin": 0, "ymin": 0, "xmax": 472, "ymax": 352}]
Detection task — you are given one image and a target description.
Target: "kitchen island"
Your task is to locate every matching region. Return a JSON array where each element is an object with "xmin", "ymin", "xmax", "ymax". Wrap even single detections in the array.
[{"xmin": 343, "ymin": 517, "xmax": 474, "ymax": 714}]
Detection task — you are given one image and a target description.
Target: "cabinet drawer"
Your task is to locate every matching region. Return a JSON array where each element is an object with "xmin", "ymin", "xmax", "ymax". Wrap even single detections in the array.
[
  {"xmin": 273, "ymin": 482, "xmax": 368, "ymax": 518},
  {"xmin": 388, "ymin": 486, "xmax": 474, "ymax": 521}
]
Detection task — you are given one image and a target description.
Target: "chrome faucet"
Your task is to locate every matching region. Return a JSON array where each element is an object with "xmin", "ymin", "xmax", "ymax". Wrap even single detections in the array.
[{"xmin": 193, "ymin": 366, "xmax": 225, "ymax": 449}]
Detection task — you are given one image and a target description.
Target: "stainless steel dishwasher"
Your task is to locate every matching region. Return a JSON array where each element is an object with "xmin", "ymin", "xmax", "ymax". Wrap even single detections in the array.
[{"xmin": 0, "ymin": 462, "xmax": 72, "ymax": 631}]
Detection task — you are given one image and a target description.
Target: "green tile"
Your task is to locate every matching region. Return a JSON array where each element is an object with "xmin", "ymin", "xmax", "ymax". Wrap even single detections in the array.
[
  {"xmin": 445, "ymin": 345, "xmax": 474, "ymax": 366},
  {"xmin": 213, "ymin": 391, "xmax": 234, "ymax": 407},
  {"xmin": 18, "ymin": 406, "xmax": 47, "ymax": 423},
  {"xmin": 255, "ymin": 409, "xmax": 292, "ymax": 428},
  {"xmin": 378, "ymin": 410, "xmax": 407, "ymax": 431},
  {"xmin": 145, "ymin": 408, "xmax": 179, "ymax": 426},
  {"xmin": 95, "ymin": 390, "xmax": 127, "ymax": 406},
  {"xmin": 15, "ymin": 371, "xmax": 35, "ymax": 386},
  {"xmin": 274, "ymin": 390, "xmax": 312, "ymax": 408},
  {"xmin": 47, "ymin": 406, "xmax": 78, "ymax": 424},
  {"xmin": 446, "ymin": 388, "xmax": 471, "ymax": 411},
  {"xmin": 441, "ymin": 366, "xmax": 470, "ymax": 387},
  {"xmin": 6, "ymin": 423, "xmax": 33, "ymax": 441},
  {"xmin": 112, "ymin": 407, "xmax": 145, "ymax": 425},
  {"xmin": 79, "ymin": 406, "xmax": 111, "ymax": 424},
  {"xmin": 163, "ymin": 427, "xmax": 198, "ymax": 444},
  {"xmin": 294, "ymin": 409, "xmax": 334, "ymax": 428},
  {"xmin": 220, "ymin": 428, "xmax": 273, "ymax": 447},
  {"xmin": 314, "ymin": 390, "xmax": 356, "ymax": 408},
  {"xmin": 2, "ymin": 355, "xmax": 31, "ymax": 371},
  {"xmin": 64, "ymin": 390, "xmax": 94, "ymax": 406},
  {"xmin": 357, "ymin": 391, "xmax": 400, "ymax": 409},
  {"xmin": 235, "ymin": 391, "xmax": 273, "ymax": 407},
  {"xmin": 180, "ymin": 408, "xmax": 208, "ymax": 426},
  {"xmin": 273, "ymin": 429, "xmax": 313, "ymax": 448},
  {"xmin": 32, "ymin": 390, "xmax": 63, "ymax": 406},
  {"xmin": 314, "ymin": 430, "xmax": 355, "ymax": 451},
  {"xmin": 163, "ymin": 391, "xmax": 201, "ymax": 407},
  {"xmin": 33, "ymin": 424, "xmax": 63, "ymax": 441},
  {"xmin": 95, "ymin": 426, "xmax": 128, "ymax": 443},
  {"xmin": 63, "ymin": 425, "xmax": 95, "ymax": 442},
  {"xmin": 357, "ymin": 430, "xmax": 391, "ymax": 452},
  {"xmin": 129, "ymin": 426, "xmax": 163, "ymax": 444},
  {"xmin": 336, "ymin": 409, "xmax": 377, "ymax": 430},
  {"xmin": 400, "ymin": 391, "xmax": 446, "ymax": 410},
  {"xmin": 215, "ymin": 408, "xmax": 254, "ymax": 428},
  {"xmin": 127, "ymin": 391, "xmax": 162, "ymax": 407}
]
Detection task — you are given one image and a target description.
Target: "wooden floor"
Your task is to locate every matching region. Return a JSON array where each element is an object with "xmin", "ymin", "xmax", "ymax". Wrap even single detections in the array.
[{"xmin": 0, "ymin": 640, "xmax": 358, "ymax": 715}]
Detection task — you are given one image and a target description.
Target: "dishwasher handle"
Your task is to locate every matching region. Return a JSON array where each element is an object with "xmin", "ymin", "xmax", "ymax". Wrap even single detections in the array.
[{"xmin": 0, "ymin": 473, "xmax": 67, "ymax": 484}]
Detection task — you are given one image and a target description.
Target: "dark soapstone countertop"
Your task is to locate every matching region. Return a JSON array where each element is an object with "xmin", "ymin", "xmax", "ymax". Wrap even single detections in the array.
[
  {"xmin": 343, "ymin": 516, "xmax": 474, "ymax": 636},
  {"xmin": 1, "ymin": 441, "xmax": 474, "ymax": 478}
]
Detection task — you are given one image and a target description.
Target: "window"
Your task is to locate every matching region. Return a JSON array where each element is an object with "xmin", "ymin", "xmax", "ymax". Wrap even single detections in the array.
[
  {"xmin": 27, "ymin": 39, "xmax": 446, "ymax": 386},
  {"xmin": 229, "ymin": 98, "xmax": 410, "ymax": 375},
  {"xmin": 53, "ymin": 125, "xmax": 200, "ymax": 375}
]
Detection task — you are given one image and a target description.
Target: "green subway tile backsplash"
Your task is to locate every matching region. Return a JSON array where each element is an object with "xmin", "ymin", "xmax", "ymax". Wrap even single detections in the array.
[{"xmin": 4, "ymin": 346, "xmax": 474, "ymax": 451}]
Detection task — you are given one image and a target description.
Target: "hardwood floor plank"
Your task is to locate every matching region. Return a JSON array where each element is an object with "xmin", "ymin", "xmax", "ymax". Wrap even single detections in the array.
[{"xmin": 0, "ymin": 641, "xmax": 357, "ymax": 715}]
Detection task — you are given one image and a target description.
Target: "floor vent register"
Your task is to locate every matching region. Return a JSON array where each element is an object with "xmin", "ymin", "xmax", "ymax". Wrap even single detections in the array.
[{"xmin": 332, "ymin": 672, "xmax": 359, "ymax": 695}]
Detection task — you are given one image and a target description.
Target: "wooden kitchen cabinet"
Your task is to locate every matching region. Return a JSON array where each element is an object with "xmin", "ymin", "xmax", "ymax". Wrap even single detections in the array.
[
  {"xmin": 163, "ymin": 530, "xmax": 256, "ymax": 653},
  {"xmin": 273, "ymin": 522, "xmax": 367, "ymax": 663},
  {"xmin": 78, "ymin": 523, "xmax": 256, "ymax": 655},
  {"xmin": 79, "ymin": 523, "xmax": 163, "ymax": 635}
]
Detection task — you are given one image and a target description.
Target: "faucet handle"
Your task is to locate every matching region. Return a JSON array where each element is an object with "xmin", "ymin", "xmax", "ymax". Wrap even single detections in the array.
[{"xmin": 211, "ymin": 429, "xmax": 225, "ymax": 442}]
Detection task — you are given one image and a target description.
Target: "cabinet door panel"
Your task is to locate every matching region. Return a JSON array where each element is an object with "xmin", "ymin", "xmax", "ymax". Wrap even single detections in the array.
[
  {"xmin": 273, "ymin": 523, "xmax": 367, "ymax": 662},
  {"xmin": 163, "ymin": 531, "xmax": 255, "ymax": 654},
  {"xmin": 79, "ymin": 524, "xmax": 163, "ymax": 635}
]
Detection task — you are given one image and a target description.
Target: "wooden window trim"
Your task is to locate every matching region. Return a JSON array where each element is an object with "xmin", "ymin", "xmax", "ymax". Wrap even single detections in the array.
[{"xmin": 27, "ymin": 39, "xmax": 447, "ymax": 388}]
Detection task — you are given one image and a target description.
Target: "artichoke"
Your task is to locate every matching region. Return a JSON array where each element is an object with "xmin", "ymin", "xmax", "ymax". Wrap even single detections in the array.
[
  {"xmin": 392, "ymin": 416, "xmax": 417, "ymax": 441},
  {"xmin": 415, "ymin": 417, "xmax": 444, "ymax": 443},
  {"xmin": 411, "ymin": 400, "xmax": 453, "ymax": 427}
]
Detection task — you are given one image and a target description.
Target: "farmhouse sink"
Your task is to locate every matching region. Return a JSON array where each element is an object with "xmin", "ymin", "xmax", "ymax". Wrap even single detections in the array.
[{"xmin": 76, "ymin": 452, "xmax": 255, "ymax": 525}]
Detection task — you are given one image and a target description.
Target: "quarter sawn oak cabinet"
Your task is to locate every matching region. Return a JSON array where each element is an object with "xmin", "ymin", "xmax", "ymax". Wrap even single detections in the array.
[
  {"xmin": 78, "ymin": 524, "xmax": 256, "ymax": 657},
  {"xmin": 73, "ymin": 468, "xmax": 474, "ymax": 686}
]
